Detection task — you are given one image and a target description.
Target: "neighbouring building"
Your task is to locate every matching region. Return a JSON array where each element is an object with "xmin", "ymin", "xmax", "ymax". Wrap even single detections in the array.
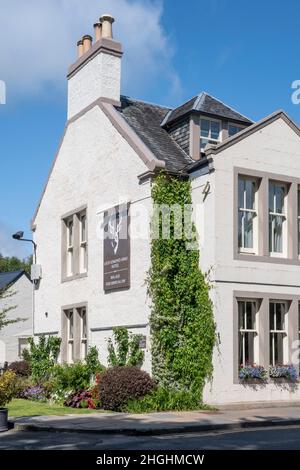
[
  {"xmin": 0, "ymin": 270, "xmax": 32, "ymax": 365},
  {"xmin": 32, "ymin": 14, "xmax": 300, "ymax": 406}
]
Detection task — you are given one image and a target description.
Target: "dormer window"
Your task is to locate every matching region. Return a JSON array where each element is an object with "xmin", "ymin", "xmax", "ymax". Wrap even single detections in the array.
[
  {"xmin": 229, "ymin": 124, "xmax": 244, "ymax": 137},
  {"xmin": 200, "ymin": 118, "xmax": 220, "ymax": 151}
]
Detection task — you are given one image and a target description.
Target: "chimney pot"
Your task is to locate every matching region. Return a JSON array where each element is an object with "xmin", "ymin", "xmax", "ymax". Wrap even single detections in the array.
[
  {"xmin": 94, "ymin": 22, "xmax": 102, "ymax": 42},
  {"xmin": 77, "ymin": 40, "xmax": 83, "ymax": 58},
  {"xmin": 100, "ymin": 14, "xmax": 115, "ymax": 39},
  {"xmin": 82, "ymin": 34, "xmax": 93, "ymax": 53}
]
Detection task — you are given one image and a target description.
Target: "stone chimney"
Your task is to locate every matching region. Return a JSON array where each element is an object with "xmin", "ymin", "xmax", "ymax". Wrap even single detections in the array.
[{"xmin": 67, "ymin": 14, "xmax": 123, "ymax": 120}]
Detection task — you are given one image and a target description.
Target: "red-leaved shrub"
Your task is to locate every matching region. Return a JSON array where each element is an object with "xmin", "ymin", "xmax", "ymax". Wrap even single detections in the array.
[
  {"xmin": 99, "ymin": 366, "xmax": 156, "ymax": 411},
  {"xmin": 8, "ymin": 360, "xmax": 31, "ymax": 377}
]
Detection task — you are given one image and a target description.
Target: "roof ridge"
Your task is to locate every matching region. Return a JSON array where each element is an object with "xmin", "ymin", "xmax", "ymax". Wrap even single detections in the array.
[
  {"xmin": 121, "ymin": 95, "xmax": 171, "ymax": 111},
  {"xmin": 202, "ymin": 91, "xmax": 253, "ymax": 123},
  {"xmin": 193, "ymin": 92, "xmax": 205, "ymax": 110}
]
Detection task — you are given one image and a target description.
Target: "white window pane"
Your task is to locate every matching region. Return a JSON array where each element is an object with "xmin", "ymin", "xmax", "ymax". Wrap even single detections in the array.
[
  {"xmin": 275, "ymin": 185, "xmax": 285, "ymax": 214},
  {"xmin": 274, "ymin": 215, "xmax": 283, "ymax": 252},
  {"xmin": 238, "ymin": 300, "xmax": 257, "ymax": 367},
  {"xmin": 238, "ymin": 301, "xmax": 245, "ymax": 329},
  {"xmin": 200, "ymin": 119, "xmax": 209, "ymax": 137},
  {"xmin": 246, "ymin": 302, "xmax": 255, "ymax": 329},
  {"xmin": 238, "ymin": 178, "xmax": 244, "ymax": 208},
  {"xmin": 81, "ymin": 216, "xmax": 86, "ymax": 242},
  {"xmin": 245, "ymin": 180, "xmax": 255, "ymax": 210},
  {"xmin": 270, "ymin": 303, "xmax": 275, "ymax": 330},
  {"xmin": 69, "ymin": 311, "xmax": 74, "ymax": 339},
  {"xmin": 243, "ymin": 212, "xmax": 254, "ymax": 248},
  {"xmin": 238, "ymin": 211, "xmax": 243, "ymax": 248},
  {"xmin": 269, "ymin": 183, "xmax": 275, "ymax": 212},
  {"xmin": 68, "ymin": 221, "xmax": 73, "ymax": 246},
  {"xmin": 276, "ymin": 303, "xmax": 285, "ymax": 330},
  {"xmin": 210, "ymin": 121, "xmax": 220, "ymax": 140},
  {"xmin": 82, "ymin": 311, "xmax": 87, "ymax": 339}
]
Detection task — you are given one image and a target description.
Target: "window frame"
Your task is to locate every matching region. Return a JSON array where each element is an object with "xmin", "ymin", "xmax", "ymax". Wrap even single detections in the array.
[
  {"xmin": 269, "ymin": 181, "xmax": 287, "ymax": 257},
  {"xmin": 79, "ymin": 307, "xmax": 88, "ymax": 360},
  {"xmin": 200, "ymin": 116, "xmax": 221, "ymax": 151},
  {"xmin": 62, "ymin": 205, "xmax": 88, "ymax": 281},
  {"xmin": 269, "ymin": 300, "xmax": 288, "ymax": 367},
  {"xmin": 79, "ymin": 212, "xmax": 88, "ymax": 273},
  {"xmin": 238, "ymin": 299, "xmax": 259, "ymax": 368},
  {"xmin": 66, "ymin": 309, "xmax": 74, "ymax": 364},
  {"xmin": 238, "ymin": 176, "xmax": 258, "ymax": 254},
  {"xmin": 66, "ymin": 217, "xmax": 74, "ymax": 276}
]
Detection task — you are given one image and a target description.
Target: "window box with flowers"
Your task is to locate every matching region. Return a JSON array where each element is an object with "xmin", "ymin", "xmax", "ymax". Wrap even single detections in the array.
[
  {"xmin": 269, "ymin": 365, "xmax": 298, "ymax": 382},
  {"xmin": 239, "ymin": 365, "xmax": 267, "ymax": 383}
]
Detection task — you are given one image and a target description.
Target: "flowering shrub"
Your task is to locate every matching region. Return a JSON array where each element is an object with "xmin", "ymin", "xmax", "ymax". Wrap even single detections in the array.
[
  {"xmin": 269, "ymin": 365, "xmax": 298, "ymax": 381},
  {"xmin": 18, "ymin": 385, "xmax": 49, "ymax": 402},
  {"xmin": 239, "ymin": 365, "xmax": 267, "ymax": 381},
  {"xmin": 64, "ymin": 389, "xmax": 99, "ymax": 409},
  {"xmin": 0, "ymin": 371, "xmax": 16, "ymax": 407}
]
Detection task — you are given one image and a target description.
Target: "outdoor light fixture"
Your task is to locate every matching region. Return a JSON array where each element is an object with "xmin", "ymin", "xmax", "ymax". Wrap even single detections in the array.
[
  {"xmin": 12, "ymin": 230, "xmax": 40, "ymax": 338},
  {"xmin": 12, "ymin": 231, "xmax": 24, "ymax": 240},
  {"xmin": 12, "ymin": 231, "xmax": 37, "ymax": 263}
]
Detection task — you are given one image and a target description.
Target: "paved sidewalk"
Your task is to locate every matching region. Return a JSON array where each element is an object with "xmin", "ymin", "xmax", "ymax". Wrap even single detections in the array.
[{"xmin": 12, "ymin": 406, "xmax": 300, "ymax": 436}]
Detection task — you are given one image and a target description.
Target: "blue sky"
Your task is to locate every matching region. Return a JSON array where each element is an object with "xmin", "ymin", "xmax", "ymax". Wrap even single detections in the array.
[{"xmin": 1, "ymin": 0, "xmax": 300, "ymax": 257}]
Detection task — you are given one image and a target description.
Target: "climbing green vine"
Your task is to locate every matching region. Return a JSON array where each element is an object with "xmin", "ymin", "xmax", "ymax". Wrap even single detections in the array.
[{"xmin": 148, "ymin": 172, "xmax": 216, "ymax": 399}]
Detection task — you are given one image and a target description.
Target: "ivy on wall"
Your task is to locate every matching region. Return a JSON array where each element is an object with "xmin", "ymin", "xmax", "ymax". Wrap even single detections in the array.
[{"xmin": 148, "ymin": 172, "xmax": 216, "ymax": 397}]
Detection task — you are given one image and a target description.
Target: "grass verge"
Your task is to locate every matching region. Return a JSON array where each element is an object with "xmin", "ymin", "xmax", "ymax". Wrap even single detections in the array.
[{"xmin": 8, "ymin": 399, "xmax": 105, "ymax": 417}]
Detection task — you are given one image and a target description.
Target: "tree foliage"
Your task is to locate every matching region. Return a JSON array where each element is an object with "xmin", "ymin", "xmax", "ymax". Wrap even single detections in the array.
[
  {"xmin": 0, "ymin": 254, "xmax": 32, "ymax": 276},
  {"xmin": 148, "ymin": 172, "xmax": 216, "ymax": 396},
  {"xmin": 107, "ymin": 327, "xmax": 144, "ymax": 367},
  {"xmin": 23, "ymin": 335, "xmax": 61, "ymax": 383}
]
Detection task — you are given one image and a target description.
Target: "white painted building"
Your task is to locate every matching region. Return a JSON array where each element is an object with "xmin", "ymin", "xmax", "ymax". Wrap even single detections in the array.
[
  {"xmin": 0, "ymin": 270, "xmax": 32, "ymax": 365},
  {"xmin": 32, "ymin": 14, "xmax": 300, "ymax": 406}
]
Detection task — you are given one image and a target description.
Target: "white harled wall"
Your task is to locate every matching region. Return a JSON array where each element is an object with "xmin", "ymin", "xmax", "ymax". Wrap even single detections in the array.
[
  {"xmin": 34, "ymin": 104, "xmax": 152, "ymax": 367},
  {"xmin": 198, "ymin": 118, "xmax": 300, "ymax": 405},
  {"xmin": 68, "ymin": 53, "xmax": 121, "ymax": 120}
]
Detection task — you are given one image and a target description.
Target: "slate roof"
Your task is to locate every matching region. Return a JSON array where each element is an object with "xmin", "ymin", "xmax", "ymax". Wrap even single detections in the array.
[
  {"xmin": 115, "ymin": 96, "xmax": 193, "ymax": 173},
  {"xmin": 162, "ymin": 92, "xmax": 253, "ymax": 127},
  {"xmin": 0, "ymin": 270, "xmax": 26, "ymax": 291}
]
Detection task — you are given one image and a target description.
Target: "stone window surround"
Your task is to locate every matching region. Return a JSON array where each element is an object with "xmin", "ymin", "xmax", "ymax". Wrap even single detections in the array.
[
  {"xmin": 233, "ymin": 291, "xmax": 300, "ymax": 384},
  {"xmin": 233, "ymin": 167, "xmax": 300, "ymax": 264},
  {"xmin": 61, "ymin": 302, "xmax": 88, "ymax": 363},
  {"xmin": 61, "ymin": 205, "xmax": 88, "ymax": 283}
]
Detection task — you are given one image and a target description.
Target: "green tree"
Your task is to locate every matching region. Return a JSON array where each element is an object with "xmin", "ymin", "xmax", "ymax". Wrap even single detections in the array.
[
  {"xmin": 149, "ymin": 172, "xmax": 216, "ymax": 396},
  {"xmin": 107, "ymin": 327, "xmax": 144, "ymax": 367},
  {"xmin": 23, "ymin": 335, "xmax": 61, "ymax": 383},
  {"xmin": 0, "ymin": 254, "xmax": 32, "ymax": 276}
]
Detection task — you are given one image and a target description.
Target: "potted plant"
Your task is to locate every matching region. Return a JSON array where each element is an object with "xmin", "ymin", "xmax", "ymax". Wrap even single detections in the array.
[
  {"xmin": 0, "ymin": 370, "xmax": 16, "ymax": 432},
  {"xmin": 239, "ymin": 365, "xmax": 267, "ymax": 382},
  {"xmin": 269, "ymin": 365, "xmax": 297, "ymax": 381}
]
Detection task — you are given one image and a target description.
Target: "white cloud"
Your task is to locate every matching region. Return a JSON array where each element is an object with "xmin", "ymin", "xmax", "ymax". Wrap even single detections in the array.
[{"xmin": 0, "ymin": 0, "xmax": 181, "ymax": 101}]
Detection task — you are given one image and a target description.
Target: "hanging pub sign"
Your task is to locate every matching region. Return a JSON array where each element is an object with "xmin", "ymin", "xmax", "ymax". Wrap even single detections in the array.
[{"xmin": 103, "ymin": 203, "xmax": 130, "ymax": 291}]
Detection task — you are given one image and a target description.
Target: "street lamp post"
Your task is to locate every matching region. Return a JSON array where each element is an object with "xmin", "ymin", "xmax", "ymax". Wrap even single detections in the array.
[
  {"xmin": 12, "ymin": 231, "xmax": 37, "ymax": 337},
  {"xmin": 12, "ymin": 231, "xmax": 37, "ymax": 264}
]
